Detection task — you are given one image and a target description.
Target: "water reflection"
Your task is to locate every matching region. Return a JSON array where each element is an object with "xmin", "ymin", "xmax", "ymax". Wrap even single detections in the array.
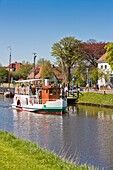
[
  {"xmin": 64, "ymin": 105, "xmax": 113, "ymax": 169},
  {"xmin": 1, "ymin": 95, "xmax": 113, "ymax": 169},
  {"xmin": 66, "ymin": 104, "xmax": 79, "ymax": 115},
  {"xmin": 0, "ymin": 100, "xmax": 14, "ymax": 132},
  {"xmin": 12, "ymin": 109, "xmax": 63, "ymax": 152}
]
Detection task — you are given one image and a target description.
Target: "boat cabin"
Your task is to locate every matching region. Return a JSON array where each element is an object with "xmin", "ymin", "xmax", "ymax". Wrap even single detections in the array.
[
  {"xmin": 14, "ymin": 79, "xmax": 61, "ymax": 104},
  {"xmin": 41, "ymin": 85, "xmax": 60, "ymax": 104}
]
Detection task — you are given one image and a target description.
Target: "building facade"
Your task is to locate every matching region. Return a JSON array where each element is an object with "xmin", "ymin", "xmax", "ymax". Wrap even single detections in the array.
[{"xmin": 98, "ymin": 53, "xmax": 113, "ymax": 88}]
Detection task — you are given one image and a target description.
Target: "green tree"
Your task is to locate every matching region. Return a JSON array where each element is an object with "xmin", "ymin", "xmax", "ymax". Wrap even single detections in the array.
[
  {"xmin": 51, "ymin": 36, "xmax": 83, "ymax": 83},
  {"xmin": 73, "ymin": 63, "xmax": 87, "ymax": 86},
  {"xmin": 41, "ymin": 60, "xmax": 53, "ymax": 79},
  {"xmin": 17, "ymin": 61, "xmax": 32, "ymax": 79},
  {"xmin": 89, "ymin": 67, "xmax": 105, "ymax": 85},
  {"xmin": 0, "ymin": 67, "xmax": 8, "ymax": 83},
  {"xmin": 11, "ymin": 71, "xmax": 20, "ymax": 80},
  {"xmin": 36, "ymin": 58, "xmax": 47, "ymax": 66},
  {"xmin": 105, "ymin": 43, "xmax": 113, "ymax": 70}
]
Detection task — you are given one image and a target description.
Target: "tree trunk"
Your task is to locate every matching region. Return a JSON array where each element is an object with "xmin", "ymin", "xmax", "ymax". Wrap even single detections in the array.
[
  {"xmin": 61, "ymin": 60, "xmax": 67, "ymax": 83},
  {"xmin": 67, "ymin": 66, "xmax": 71, "ymax": 84}
]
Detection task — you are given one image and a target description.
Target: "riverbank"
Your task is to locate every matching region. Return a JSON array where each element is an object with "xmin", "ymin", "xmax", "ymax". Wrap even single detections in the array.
[
  {"xmin": 78, "ymin": 92, "xmax": 113, "ymax": 107},
  {"xmin": 0, "ymin": 131, "xmax": 95, "ymax": 170}
]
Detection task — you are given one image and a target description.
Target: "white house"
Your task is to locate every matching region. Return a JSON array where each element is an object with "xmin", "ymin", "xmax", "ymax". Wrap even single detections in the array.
[{"xmin": 98, "ymin": 53, "xmax": 113, "ymax": 88}]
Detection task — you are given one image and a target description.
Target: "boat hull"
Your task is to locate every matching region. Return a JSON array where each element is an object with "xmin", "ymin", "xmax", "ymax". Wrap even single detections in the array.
[
  {"xmin": 12, "ymin": 104, "xmax": 66, "ymax": 112},
  {"xmin": 12, "ymin": 94, "xmax": 67, "ymax": 115},
  {"xmin": 12, "ymin": 105, "xmax": 65, "ymax": 115}
]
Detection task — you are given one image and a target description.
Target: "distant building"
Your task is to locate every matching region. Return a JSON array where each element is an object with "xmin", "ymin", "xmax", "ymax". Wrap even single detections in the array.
[
  {"xmin": 52, "ymin": 65, "xmax": 64, "ymax": 83},
  {"xmin": 28, "ymin": 65, "xmax": 64, "ymax": 83},
  {"xmin": 6, "ymin": 62, "xmax": 22, "ymax": 72},
  {"xmin": 98, "ymin": 53, "xmax": 113, "ymax": 88},
  {"xmin": 28, "ymin": 66, "xmax": 42, "ymax": 79}
]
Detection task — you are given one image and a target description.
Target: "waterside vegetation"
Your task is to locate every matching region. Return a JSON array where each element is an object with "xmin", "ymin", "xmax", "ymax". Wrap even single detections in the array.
[
  {"xmin": 0, "ymin": 131, "xmax": 96, "ymax": 170},
  {"xmin": 78, "ymin": 92, "xmax": 113, "ymax": 107}
]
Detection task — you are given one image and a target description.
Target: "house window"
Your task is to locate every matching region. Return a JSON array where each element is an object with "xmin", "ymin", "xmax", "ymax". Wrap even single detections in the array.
[
  {"xmin": 105, "ymin": 65, "xmax": 107, "ymax": 69},
  {"xmin": 101, "ymin": 65, "xmax": 103, "ymax": 69}
]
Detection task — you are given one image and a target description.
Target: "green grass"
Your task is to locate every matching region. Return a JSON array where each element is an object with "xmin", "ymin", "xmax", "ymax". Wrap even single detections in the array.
[
  {"xmin": 78, "ymin": 92, "xmax": 113, "ymax": 106},
  {"xmin": 0, "ymin": 131, "xmax": 95, "ymax": 170}
]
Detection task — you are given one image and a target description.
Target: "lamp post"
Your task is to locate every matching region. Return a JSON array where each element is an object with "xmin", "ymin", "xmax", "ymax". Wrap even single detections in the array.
[
  {"xmin": 86, "ymin": 68, "xmax": 88, "ymax": 84},
  {"xmin": 33, "ymin": 53, "xmax": 37, "ymax": 79},
  {"xmin": 7, "ymin": 46, "xmax": 12, "ymax": 88}
]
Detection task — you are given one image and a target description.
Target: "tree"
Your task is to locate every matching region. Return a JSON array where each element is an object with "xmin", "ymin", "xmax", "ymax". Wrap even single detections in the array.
[
  {"xmin": 82, "ymin": 42, "xmax": 108, "ymax": 67},
  {"xmin": 88, "ymin": 67, "xmax": 105, "ymax": 85},
  {"xmin": 36, "ymin": 58, "xmax": 47, "ymax": 66},
  {"xmin": 105, "ymin": 43, "xmax": 113, "ymax": 70},
  {"xmin": 0, "ymin": 67, "xmax": 8, "ymax": 83},
  {"xmin": 11, "ymin": 71, "xmax": 20, "ymax": 81},
  {"xmin": 40, "ymin": 60, "xmax": 53, "ymax": 79},
  {"xmin": 17, "ymin": 61, "xmax": 32, "ymax": 79},
  {"xmin": 73, "ymin": 63, "xmax": 87, "ymax": 86},
  {"xmin": 51, "ymin": 36, "xmax": 83, "ymax": 83}
]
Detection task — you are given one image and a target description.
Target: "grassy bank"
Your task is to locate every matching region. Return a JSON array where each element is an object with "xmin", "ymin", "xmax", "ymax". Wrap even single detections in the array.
[
  {"xmin": 78, "ymin": 92, "xmax": 113, "ymax": 106},
  {"xmin": 0, "ymin": 131, "xmax": 95, "ymax": 170}
]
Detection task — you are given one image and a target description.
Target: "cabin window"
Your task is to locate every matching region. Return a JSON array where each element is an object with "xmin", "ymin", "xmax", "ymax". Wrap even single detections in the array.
[
  {"xmin": 45, "ymin": 89, "xmax": 48, "ymax": 93},
  {"xmin": 26, "ymin": 98, "xmax": 28, "ymax": 105},
  {"xmin": 49, "ymin": 89, "xmax": 53, "ymax": 94},
  {"xmin": 53, "ymin": 89, "xmax": 56, "ymax": 95}
]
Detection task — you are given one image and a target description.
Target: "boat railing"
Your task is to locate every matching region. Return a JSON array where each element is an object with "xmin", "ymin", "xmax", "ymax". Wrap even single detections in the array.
[
  {"xmin": 15, "ymin": 85, "xmax": 43, "ymax": 95},
  {"xmin": 29, "ymin": 96, "xmax": 67, "ymax": 105},
  {"xmin": 15, "ymin": 86, "xmax": 37, "ymax": 95}
]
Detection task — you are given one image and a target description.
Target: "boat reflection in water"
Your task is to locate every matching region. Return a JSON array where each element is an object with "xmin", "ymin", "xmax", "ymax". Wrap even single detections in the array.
[
  {"xmin": 66, "ymin": 104, "xmax": 79, "ymax": 115},
  {"xmin": 12, "ymin": 109, "xmax": 63, "ymax": 152}
]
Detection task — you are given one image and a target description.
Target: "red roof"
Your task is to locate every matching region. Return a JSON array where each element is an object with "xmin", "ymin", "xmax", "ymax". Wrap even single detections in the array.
[
  {"xmin": 28, "ymin": 66, "xmax": 42, "ymax": 79},
  {"xmin": 98, "ymin": 53, "xmax": 107, "ymax": 62},
  {"xmin": 19, "ymin": 78, "xmax": 24, "ymax": 81},
  {"xmin": 6, "ymin": 62, "xmax": 22, "ymax": 71}
]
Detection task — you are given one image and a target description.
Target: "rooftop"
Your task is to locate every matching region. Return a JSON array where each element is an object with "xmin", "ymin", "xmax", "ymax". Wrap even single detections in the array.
[{"xmin": 98, "ymin": 53, "xmax": 107, "ymax": 62}]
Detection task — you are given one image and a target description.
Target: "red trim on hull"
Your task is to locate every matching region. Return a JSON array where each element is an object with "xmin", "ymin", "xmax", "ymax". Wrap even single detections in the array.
[{"xmin": 14, "ymin": 106, "xmax": 63, "ymax": 115}]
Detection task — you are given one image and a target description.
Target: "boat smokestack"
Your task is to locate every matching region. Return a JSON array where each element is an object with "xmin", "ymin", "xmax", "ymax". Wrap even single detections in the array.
[{"xmin": 45, "ymin": 79, "xmax": 49, "ymax": 86}]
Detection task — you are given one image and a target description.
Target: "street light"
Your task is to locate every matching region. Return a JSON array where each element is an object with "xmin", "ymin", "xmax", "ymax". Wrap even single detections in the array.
[
  {"xmin": 33, "ymin": 53, "xmax": 37, "ymax": 79},
  {"xmin": 86, "ymin": 67, "xmax": 89, "ymax": 84},
  {"xmin": 7, "ymin": 46, "xmax": 12, "ymax": 88}
]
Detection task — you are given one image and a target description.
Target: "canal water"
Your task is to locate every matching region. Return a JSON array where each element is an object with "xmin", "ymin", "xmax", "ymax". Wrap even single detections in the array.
[{"xmin": 0, "ymin": 95, "xmax": 113, "ymax": 170}]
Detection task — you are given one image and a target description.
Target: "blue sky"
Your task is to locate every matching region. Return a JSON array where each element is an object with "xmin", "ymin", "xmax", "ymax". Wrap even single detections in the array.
[{"xmin": 0, "ymin": 0, "xmax": 113, "ymax": 66}]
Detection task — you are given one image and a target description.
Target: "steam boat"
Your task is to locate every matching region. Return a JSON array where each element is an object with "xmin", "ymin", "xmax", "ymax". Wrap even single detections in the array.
[{"xmin": 12, "ymin": 79, "xmax": 67, "ymax": 115}]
